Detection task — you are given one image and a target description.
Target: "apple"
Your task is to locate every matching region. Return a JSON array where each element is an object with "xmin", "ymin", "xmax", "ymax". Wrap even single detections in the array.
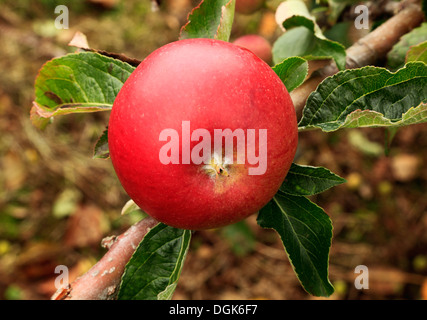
[
  {"xmin": 108, "ymin": 38, "xmax": 298, "ymax": 230},
  {"xmin": 235, "ymin": 0, "xmax": 265, "ymax": 15},
  {"xmin": 233, "ymin": 34, "xmax": 272, "ymax": 64}
]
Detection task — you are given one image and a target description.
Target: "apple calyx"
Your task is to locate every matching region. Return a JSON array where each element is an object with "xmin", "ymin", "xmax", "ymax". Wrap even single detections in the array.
[{"xmin": 202, "ymin": 152, "xmax": 231, "ymax": 178}]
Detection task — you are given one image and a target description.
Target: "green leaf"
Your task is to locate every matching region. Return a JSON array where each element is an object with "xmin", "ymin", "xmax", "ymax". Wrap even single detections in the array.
[
  {"xmin": 272, "ymin": 56, "xmax": 308, "ymax": 92},
  {"xmin": 272, "ymin": 26, "xmax": 346, "ymax": 70},
  {"xmin": 283, "ymin": 15, "xmax": 315, "ymax": 32},
  {"xmin": 31, "ymin": 52, "xmax": 135, "ymax": 129},
  {"xmin": 118, "ymin": 223, "xmax": 191, "ymax": 300},
  {"xmin": 387, "ymin": 23, "xmax": 427, "ymax": 71},
  {"xmin": 324, "ymin": 102, "xmax": 427, "ymax": 131},
  {"xmin": 282, "ymin": 15, "xmax": 325, "ymax": 39},
  {"xmin": 215, "ymin": 0, "xmax": 235, "ymax": 42},
  {"xmin": 93, "ymin": 126, "xmax": 109, "ymax": 159},
  {"xmin": 257, "ymin": 193, "xmax": 334, "ymax": 297},
  {"xmin": 298, "ymin": 62, "xmax": 427, "ymax": 132},
  {"xmin": 179, "ymin": 0, "xmax": 235, "ymax": 42},
  {"xmin": 324, "ymin": 21, "xmax": 353, "ymax": 48},
  {"xmin": 280, "ymin": 163, "xmax": 346, "ymax": 196},
  {"xmin": 406, "ymin": 40, "xmax": 427, "ymax": 64},
  {"xmin": 276, "ymin": 0, "xmax": 324, "ymax": 37}
]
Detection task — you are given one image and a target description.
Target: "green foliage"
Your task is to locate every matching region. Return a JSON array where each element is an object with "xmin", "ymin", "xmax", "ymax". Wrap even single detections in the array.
[
  {"xmin": 280, "ymin": 163, "xmax": 346, "ymax": 196},
  {"xmin": 32, "ymin": 52, "xmax": 135, "ymax": 129},
  {"xmin": 282, "ymin": 15, "xmax": 319, "ymax": 35},
  {"xmin": 324, "ymin": 22, "xmax": 353, "ymax": 48},
  {"xmin": 326, "ymin": 0, "xmax": 361, "ymax": 24},
  {"xmin": 179, "ymin": 0, "xmax": 235, "ymax": 41},
  {"xmin": 273, "ymin": 57, "xmax": 308, "ymax": 92},
  {"xmin": 257, "ymin": 193, "xmax": 334, "ymax": 297},
  {"xmin": 406, "ymin": 40, "xmax": 427, "ymax": 64},
  {"xmin": 273, "ymin": 15, "xmax": 346, "ymax": 70},
  {"xmin": 387, "ymin": 23, "xmax": 427, "ymax": 71},
  {"xmin": 118, "ymin": 223, "xmax": 191, "ymax": 300},
  {"xmin": 299, "ymin": 62, "xmax": 427, "ymax": 132},
  {"xmin": 256, "ymin": 162, "xmax": 346, "ymax": 296}
]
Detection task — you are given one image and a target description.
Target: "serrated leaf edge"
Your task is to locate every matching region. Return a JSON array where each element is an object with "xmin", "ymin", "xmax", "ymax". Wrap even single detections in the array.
[{"xmin": 298, "ymin": 62, "xmax": 427, "ymax": 131}]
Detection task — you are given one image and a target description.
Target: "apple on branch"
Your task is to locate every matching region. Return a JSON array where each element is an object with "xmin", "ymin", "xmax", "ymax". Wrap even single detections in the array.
[{"xmin": 108, "ymin": 38, "xmax": 298, "ymax": 230}]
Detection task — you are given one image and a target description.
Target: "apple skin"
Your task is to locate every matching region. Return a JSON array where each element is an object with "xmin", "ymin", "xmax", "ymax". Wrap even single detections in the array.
[
  {"xmin": 235, "ymin": 0, "xmax": 265, "ymax": 15},
  {"xmin": 108, "ymin": 38, "xmax": 298, "ymax": 230},
  {"xmin": 233, "ymin": 34, "xmax": 272, "ymax": 64}
]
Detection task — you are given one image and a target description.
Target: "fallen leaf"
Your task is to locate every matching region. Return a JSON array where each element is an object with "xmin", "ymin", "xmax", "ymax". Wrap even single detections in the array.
[{"xmin": 63, "ymin": 204, "xmax": 105, "ymax": 248}]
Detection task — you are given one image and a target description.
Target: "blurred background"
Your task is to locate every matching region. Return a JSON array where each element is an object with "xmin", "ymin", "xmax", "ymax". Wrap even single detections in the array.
[{"xmin": 0, "ymin": 0, "xmax": 426, "ymax": 300}]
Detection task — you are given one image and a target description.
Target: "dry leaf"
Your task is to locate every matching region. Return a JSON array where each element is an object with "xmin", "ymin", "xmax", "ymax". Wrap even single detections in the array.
[
  {"xmin": 68, "ymin": 31, "xmax": 90, "ymax": 50},
  {"xmin": 63, "ymin": 204, "xmax": 105, "ymax": 248}
]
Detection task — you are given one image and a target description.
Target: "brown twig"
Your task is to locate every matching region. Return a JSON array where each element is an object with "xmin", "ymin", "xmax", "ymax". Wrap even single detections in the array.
[
  {"xmin": 290, "ymin": 3, "xmax": 425, "ymax": 116},
  {"xmin": 51, "ymin": 216, "xmax": 159, "ymax": 300}
]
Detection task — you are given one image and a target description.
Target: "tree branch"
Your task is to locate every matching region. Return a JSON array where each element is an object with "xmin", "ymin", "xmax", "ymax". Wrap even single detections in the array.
[
  {"xmin": 291, "ymin": 3, "xmax": 425, "ymax": 116},
  {"xmin": 51, "ymin": 216, "xmax": 159, "ymax": 300}
]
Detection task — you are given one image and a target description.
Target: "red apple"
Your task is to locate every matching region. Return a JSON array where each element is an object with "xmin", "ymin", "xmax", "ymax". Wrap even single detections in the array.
[
  {"xmin": 235, "ymin": 0, "xmax": 265, "ymax": 15},
  {"xmin": 108, "ymin": 38, "xmax": 298, "ymax": 230},
  {"xmin": 233, "ymin": 34, "xmax": 272, "ymax": 64}
]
